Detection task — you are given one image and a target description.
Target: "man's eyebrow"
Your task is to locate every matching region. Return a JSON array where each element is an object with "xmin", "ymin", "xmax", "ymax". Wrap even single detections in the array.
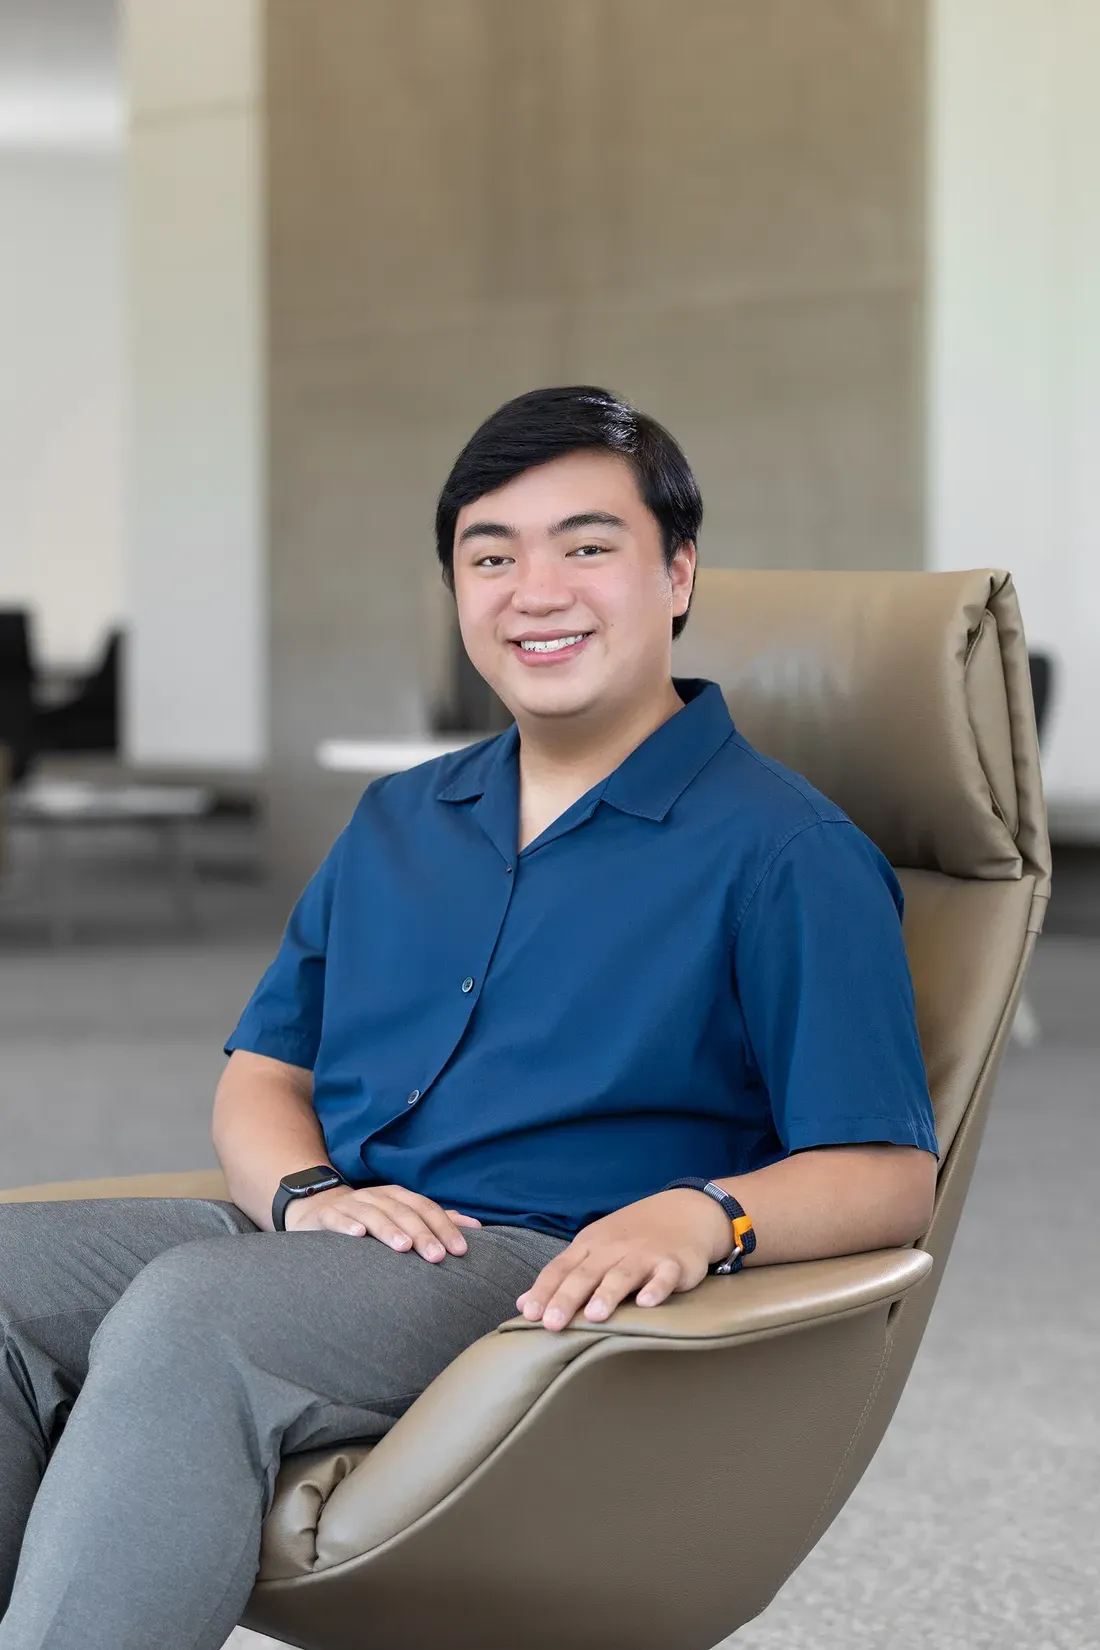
[
  {"xmin": 548, "ymin": 511, "xmax": 629, "ymax": 536},
  {"xmin": 457, "ymin": 509, "xmax": 630, "ymax": 547},
  {"xmin": 457, "ymin": 520, "xmax": 517, "ymax": 545}
]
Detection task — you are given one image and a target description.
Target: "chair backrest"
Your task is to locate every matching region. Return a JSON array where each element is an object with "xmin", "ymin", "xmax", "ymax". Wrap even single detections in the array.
[
  {"xmin": 0, "ymin": 610, "xmax": 32, "ymax": 683},
  {"xmin": 0, "ymin": 690, "xmax": 35, "ymax": 784},
  {"xmin": 0, "ymin": 743, "xmax": 8, "ymax": 876},
  {"xmin": 673, "ymin": 568, "xmax": 1050, "ymax": 1520},
  {"xmin": 85, "ymin": 628, "xmax": 122, "ymax": 705}
]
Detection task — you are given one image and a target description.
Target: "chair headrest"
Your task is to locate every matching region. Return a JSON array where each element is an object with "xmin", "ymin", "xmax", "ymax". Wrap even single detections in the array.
[{"xmin": 674, "ymin": 569, "xmax": 1050, "ymax": 911}]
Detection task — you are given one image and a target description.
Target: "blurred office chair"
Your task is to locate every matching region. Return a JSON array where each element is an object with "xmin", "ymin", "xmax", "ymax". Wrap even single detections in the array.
[
  {"xmin": 33, "ymin": 627, "xmax": 121, "ymax": 754},
  {"xmin": 0, "ymin": 570, "xmax": 1049, "ymax": 1650},
  {"xmin": 1028, "ymin": 650, "xmax": 1054, "ymax": 745},
  {"xmin": 0, "ymin": 744, "xmax": 9, "ymax": 877},
  {"xmin": 0, "ymin": 610, "xmax": 36, "ymax": 784}
]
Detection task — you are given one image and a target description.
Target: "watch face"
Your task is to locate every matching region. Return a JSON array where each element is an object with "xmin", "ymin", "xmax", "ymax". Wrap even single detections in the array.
[{"xmin": 282, "ymin": 1167, "xmax": 341, "ymax": 1194}]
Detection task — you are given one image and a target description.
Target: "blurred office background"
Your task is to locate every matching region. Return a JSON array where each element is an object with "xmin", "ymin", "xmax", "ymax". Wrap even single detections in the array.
[{"xmin": 0, "ymin": 3, "xmax": 1096, "ymax": 1646}]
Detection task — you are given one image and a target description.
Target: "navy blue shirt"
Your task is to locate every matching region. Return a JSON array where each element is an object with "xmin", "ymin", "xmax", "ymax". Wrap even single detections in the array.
[{"xmin": 226, "ymin": 677, "xmax": 938, "ymax": 1239}]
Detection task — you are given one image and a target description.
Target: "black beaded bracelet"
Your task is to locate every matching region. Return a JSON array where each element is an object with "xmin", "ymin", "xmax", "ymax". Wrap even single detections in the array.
[{"xmin": 662, "ymin": 1177, "xmax": 757, "ymax": 1274}]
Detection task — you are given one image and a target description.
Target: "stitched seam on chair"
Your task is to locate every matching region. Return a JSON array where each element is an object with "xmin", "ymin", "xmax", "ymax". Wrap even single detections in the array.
[
  {"xmin": 298, "ymin": 1343, "xmax": 598, "ymax": 1575},
  {"xmin": 778, "ymin": 1329, "xmax": 894, "ymax": 1588},
  {"xmin": 307, "ymin": 1404, "xmax": 431, "ymax": 1573},
  {"xmin": 305, "ymin": 1483, "xmax": 322, "ymax": 1573},
  {"xmin": 964, "ymin": 613, "xmax": 1013, "ymax": 831}
]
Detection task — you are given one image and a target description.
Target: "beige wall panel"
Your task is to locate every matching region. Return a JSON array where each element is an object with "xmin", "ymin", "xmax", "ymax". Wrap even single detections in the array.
[
  {"xmin": 269, "ymin": 0, "xmax": 922, "ymax": 330},
  {"xmin": 554, "ymin": 0, "xmax": 924, "ymax": 303},
  {"xmin": 266, "ymin": 0, "xmax": 925, "ymax": 882},
  {"xmin": 266, "ymin": 0, "xmax": 570, "ymax": 335},
  {"xmin": 566, "ymin": 291, "xmax": 922, "ymax": 572}
]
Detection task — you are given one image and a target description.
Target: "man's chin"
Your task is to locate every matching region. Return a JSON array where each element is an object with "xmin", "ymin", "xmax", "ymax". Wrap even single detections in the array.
[
  {"xmin": 481, "ymin": 652, "xmax": 610, "ymax": 724},
  {"xmin": 511, "ymin": 683, "xmax": 607, "ymax": 723}
]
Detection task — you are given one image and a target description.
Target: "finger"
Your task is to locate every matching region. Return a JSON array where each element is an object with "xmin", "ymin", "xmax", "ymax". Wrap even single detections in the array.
[
  {"xmin": 384, "ymin": 1190, "xmax": 473, "ymax": 1255},
  {"xmin": 634, "ymin": 1259, "xmax": 684, "ymax": 1308},
  {"xmin": 363, "ymin": 1194, "xmax": 456, "ymax": 1261},
  {"xmin": 315, "ymin": 1203, "xmax": 368, "ymax": 1238},
  {"xmin": 336, "ymin": 1196, "xmax": 418, "ymax": 1253},
  {"xmin": 541, "ymin": 1257, "xmax": 634, "ymax": 1331},
  {"xmin": 516, "ymin": 1247, "xmax": 588, "ymax": 1319},
  {"xmin": 338, "ymin": 1192, "xmax": 434, "ymax": 1256},
  {"xmin": 574, "ymin": 1258, "xmax": 658, "ymax": 1323},
  {"xmin": 580, "ymin": 1259, "xmax": 653, "ymax": 1321},
  {"xmin": 446, "ymin": 1211, "xmax": 483, "ymax": 1228}
]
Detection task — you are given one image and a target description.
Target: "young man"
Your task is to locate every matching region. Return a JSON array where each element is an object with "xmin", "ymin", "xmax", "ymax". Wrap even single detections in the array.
[{"xmin": 0, "ymin": 386, "xmax": 938, "ymax": 1649}]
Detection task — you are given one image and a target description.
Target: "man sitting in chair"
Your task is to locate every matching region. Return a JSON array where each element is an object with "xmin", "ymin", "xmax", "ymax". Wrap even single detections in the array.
[{"xmin": 0, "ymin": 387, "xmax": 938, "ymax": 1650}]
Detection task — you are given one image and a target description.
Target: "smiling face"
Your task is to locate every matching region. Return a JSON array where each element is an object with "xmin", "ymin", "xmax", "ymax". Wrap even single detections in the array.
[{"xmin": 451, "ymin": 449, "xmax": 696, "ymax": 728}]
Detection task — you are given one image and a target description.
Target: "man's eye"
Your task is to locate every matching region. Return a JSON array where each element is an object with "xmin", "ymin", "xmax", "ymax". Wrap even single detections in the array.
[{"xmin": 474, "ymin": 546, "xmax": 608, "ymax": 567}]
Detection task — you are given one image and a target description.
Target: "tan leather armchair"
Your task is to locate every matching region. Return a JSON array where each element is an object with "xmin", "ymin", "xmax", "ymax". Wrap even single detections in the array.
[{"xmin": 2, "ymin": 570, "xmax": 1049, "ymax": 1650}]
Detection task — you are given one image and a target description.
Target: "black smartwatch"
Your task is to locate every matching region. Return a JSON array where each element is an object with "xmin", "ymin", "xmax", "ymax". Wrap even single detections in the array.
[
  {"xmin": 661, "ymin": 1177, "xmax": 757, "ymax": 1274},
  {"xmin": 272, "ymin": 1165, "xmax": 347, "ymax": 1231}
]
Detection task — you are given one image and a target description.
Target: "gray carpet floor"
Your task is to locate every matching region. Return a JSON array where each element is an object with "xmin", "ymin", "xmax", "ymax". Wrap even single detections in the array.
[{"xmin": 0, "ymin": 823, "xmax": 1096, "ymax": 1648}]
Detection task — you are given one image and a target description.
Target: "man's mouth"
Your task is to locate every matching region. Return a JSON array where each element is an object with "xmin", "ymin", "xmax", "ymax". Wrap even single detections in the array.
[{"xmin": 510, "ymin": 632, "xmax": 593, "ymax": 659}]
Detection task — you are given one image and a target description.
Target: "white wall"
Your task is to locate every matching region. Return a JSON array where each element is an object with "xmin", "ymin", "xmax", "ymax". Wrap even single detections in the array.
[
  {"xmin": 929, "ymin": 0, "xmax": 1100, "ymax": 820},
  {"xmin": 0, "ymin": 150, "xmax": 124, "ymax": 668},
  {"xmin": 123, "ymin": 0, "xmax": 264, "ymax": 768}
]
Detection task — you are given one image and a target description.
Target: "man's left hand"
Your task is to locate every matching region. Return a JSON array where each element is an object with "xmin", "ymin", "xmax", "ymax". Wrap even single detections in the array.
[{"xmin": 515, "ymin": 1189, "xmax": 734, "ymax": 1331}]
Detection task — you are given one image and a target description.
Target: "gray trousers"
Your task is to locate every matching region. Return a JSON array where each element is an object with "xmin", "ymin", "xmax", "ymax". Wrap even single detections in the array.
[{"xmin": 0, "ymin": 1196, "xmax": 568, "ymax": 1650}]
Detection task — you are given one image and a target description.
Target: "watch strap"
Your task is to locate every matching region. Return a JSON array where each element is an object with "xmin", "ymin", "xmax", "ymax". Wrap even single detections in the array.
[{"xmin": 662, "ymin": 1177, "xmax": 757, "ymax": 1274}]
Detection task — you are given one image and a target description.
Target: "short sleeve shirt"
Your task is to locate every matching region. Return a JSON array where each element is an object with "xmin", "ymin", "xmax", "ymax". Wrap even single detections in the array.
[{"xmin": 225, "ymin": 677, "xmax": 938, "ymax": 1239}]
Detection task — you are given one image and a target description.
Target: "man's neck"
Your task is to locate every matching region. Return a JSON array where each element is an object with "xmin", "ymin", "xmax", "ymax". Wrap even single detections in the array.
[{"xmin": 515, "ymin": 680, "xmax": 686, "ymax": 799}]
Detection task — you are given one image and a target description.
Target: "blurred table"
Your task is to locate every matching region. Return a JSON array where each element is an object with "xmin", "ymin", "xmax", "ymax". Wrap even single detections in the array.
[
  {"xmin": 316, "ymin": 736, "xmax": 485, "ymax": 774},
  {"xmin": 6, "ymin": 779, "xmax": 214, "ymax": 943}
]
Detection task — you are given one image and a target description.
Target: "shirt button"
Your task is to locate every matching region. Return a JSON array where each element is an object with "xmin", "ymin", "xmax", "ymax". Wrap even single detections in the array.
[
  {"xmin": 406, "ymin": 1089, "xmax": 420, "ymax": 1105},
  {"xmin": 461, "ymin": 976, "xmax": 475, "ymax": 993},
  {"xmin": 506, "ymin": 866, "xmax": 513, "ymax": 875}
]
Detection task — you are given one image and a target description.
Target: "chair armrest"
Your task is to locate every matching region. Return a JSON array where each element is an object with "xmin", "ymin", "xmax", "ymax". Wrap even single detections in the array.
[
  {"xmin": 0, "ymin": 1169, "xmax": 231, "ymax": 1203},
  {"xmin": 264, "ymin": 1246, "xmax": 930, "ymax": 1578},
  {"xmin": 499, "ymin": 1245, "xmax": 932, "ymax": 1342}
]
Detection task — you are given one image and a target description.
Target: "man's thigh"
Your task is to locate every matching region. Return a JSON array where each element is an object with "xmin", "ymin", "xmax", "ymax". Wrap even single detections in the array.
[
  {"xmin": 0, "ymin": 1196, "xmax": 256, "ymax": 1437},
  {"xmin": 0, "ymin": 1195, "xmax": 255, "ymax": 1341},
  {"xmin": 90, "ymin": 1220, "xmax": 570, "ymax": 1457}
]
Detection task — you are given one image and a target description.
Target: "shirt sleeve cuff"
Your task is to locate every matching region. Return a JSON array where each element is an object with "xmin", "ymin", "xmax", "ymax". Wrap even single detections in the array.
[
  {"xmin": 783, "ymin": 1114, "xmax": 940, "ymax": 1160},
  {"xmin": 223, "ymin": 1024, "xmax": 319, "ymax": 1069}
]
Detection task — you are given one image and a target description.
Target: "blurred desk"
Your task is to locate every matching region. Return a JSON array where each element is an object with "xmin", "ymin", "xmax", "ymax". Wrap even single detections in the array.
[
  {"xmin": 316, "ymin": 736, "xmax": 486, "ymax": 774},
  {"xmin": 7, "ymin": 779, "xmax": 214, "ymax": 943}
]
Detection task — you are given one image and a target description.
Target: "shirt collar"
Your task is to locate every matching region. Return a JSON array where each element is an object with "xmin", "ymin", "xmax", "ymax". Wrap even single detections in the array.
[{"xmin": 435, "ymin": 677, "xmax": 734, "ymax": 824}]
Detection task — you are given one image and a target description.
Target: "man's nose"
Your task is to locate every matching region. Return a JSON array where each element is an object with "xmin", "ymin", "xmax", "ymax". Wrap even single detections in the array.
[{"xmin": 512, "ymin": 567, "xmax": 574, "ymax": 609}]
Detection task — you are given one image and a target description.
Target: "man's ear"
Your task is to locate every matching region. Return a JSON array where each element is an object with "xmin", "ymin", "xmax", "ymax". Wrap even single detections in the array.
[{"xmin": 673, "ymin": 542, "xmax": 697, "ymax": 613}]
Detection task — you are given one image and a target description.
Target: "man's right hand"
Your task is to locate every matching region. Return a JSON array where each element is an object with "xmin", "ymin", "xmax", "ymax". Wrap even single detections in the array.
[{"xmin": 283, "ymin": 1182, "xmax": 482, "ymax": 1261}]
